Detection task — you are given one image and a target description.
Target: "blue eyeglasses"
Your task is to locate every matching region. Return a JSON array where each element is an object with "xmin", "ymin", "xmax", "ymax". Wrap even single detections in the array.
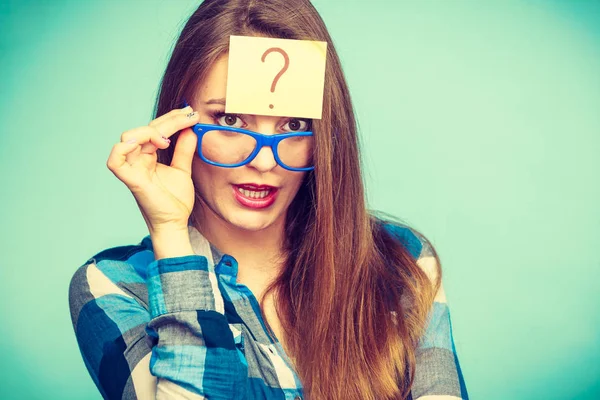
[{"xmin": 182, "ymin": 101, "xmax": 315, "ymax": 172}]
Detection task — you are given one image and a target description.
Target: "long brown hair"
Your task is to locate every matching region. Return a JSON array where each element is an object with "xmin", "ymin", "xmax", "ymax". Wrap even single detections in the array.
[{"xmin": 155, "ymin": 1, "xmax": 442, "ymax": 398}]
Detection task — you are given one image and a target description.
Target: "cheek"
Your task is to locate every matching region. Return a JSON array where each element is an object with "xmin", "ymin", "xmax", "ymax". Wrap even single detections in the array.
[
  {"xmin": 283, "ymin": 172, "xmax": 307, "ymax": 197},
  {"xmin": 191, "ymin": 159, "xmax": 229, "ymax": 195}
]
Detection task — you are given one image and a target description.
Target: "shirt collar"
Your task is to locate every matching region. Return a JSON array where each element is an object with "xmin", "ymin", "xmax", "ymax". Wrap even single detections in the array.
[{"xmin": 188, "ymin": 225, "xmax": 238, "ymax": 277}]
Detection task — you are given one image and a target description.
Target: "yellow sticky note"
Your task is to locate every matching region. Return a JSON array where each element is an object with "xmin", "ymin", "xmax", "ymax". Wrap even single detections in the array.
[{"xmin": 226, "ymin": 35, "xmax": 327, "ymax": 119}]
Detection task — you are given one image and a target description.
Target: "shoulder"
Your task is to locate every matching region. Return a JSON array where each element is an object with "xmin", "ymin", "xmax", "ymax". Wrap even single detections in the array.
[
  {"xmin": 68, "ymin": 234, "xmax": 156, "ymax": 319},
  {"xmin": 377, "ymin": 218, "xmax": 434, "ymax": 261},
  {"xmin": 376, "ymin": 217, "xmax": 442, "ymax": 293},
  {"xmin": 68, "ymin": 236, "xmax": 159, "ymax": 398},
  {"xmin": 379, "ymin": 220, "xmax": 425, "ymax": 260}
]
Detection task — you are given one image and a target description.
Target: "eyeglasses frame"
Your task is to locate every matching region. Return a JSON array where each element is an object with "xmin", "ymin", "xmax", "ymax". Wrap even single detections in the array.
[
  {"xmin": 190, "ymin": 123, "xmax": 315, "ymax": 172},
  {"xmin": 180, "ymin": 99, "xmax": 315, "ymax": 171}
]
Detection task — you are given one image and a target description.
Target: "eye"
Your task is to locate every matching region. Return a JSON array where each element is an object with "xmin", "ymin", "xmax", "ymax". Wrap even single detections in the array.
[
  {"xmin": 282, "ymin": 118, "xmax": 310, "ymax": 132},
  {"xmin": 215, "ymin": 113, "xmax": 244, "ymax": 128}
]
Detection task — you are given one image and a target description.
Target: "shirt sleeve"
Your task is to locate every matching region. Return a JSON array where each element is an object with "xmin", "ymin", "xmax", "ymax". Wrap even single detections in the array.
[
  {"xmin": 68, "ymin": 251, "xmax": 248, "ymax": 400},
  {"xmin": 146, "ymin": 255, "xmax": 248, "ymax": 399},
  {"xmin": 411, "ymin": 243, "xmax": 469, "ymax": 400},
  {"xmin": 380, "ymin": 221, "xmax": 468, "ymax": 400}
]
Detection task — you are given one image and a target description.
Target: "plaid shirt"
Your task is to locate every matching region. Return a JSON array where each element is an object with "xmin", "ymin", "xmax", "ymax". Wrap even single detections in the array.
[{"xmin": 69, "ymin": 222, "xmax": 468, "ymax": 399}]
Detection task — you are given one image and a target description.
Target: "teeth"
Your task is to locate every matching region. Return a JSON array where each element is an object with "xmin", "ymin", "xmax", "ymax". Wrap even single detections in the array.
[{"xmin": 237, "ymin": 187, "xmax": 271, "ymax": 199}]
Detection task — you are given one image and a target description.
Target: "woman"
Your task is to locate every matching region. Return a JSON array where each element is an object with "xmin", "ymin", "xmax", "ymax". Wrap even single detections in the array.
[{"xmin": 68, "ymin": 0, "xmax": 468, "ymax": 399}]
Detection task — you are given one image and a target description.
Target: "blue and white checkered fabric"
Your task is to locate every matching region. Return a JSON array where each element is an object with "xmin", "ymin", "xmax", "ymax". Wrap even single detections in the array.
[{"xmin": 69, "ymin": 222, "xmax": 468, "ymax": 399}]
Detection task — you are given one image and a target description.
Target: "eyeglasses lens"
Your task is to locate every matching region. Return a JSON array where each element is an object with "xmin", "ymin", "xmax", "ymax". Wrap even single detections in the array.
[{"xmin": 201, "ymin": 130, "xmax": 314, "ymax": 169}]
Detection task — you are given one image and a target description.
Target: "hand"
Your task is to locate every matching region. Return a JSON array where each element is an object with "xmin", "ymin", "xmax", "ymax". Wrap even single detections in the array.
[{"xmin": 107, "ymin": 106, "xmax": 201, "ymax": 235}]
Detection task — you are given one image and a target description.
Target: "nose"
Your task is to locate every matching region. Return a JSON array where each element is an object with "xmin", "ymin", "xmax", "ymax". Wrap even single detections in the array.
[{"xmin": 247, "ymin": 144, "xmax": 278, "ymax": 172}]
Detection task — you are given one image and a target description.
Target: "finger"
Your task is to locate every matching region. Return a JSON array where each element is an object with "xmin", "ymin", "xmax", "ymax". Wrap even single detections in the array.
[
  {"xmin": 121, "ymin": 125, "xmax": 157, "ymax": 144},
  {"xmin": 118, "ymin": 107, "xmax": 198, "ymax": 165},
  {"xmin": 149, "ymin": 105, "xmax": 193, "ymax": 127},
  {"xmin": 125, "ymin": 141, "xmax": 142, "ymax": 163},
  {"xmin": 140, "ymin": 127, "xmax": 171, "ymax": 154},
  {"xmin": 122, "ymin": 125, "xmax": 171, "ymax": 149},
  {"xmin": 120, "ymin": 103, "xmax": 192, "ymax": 144},
  {"xmin": 151, "ymin": 109, "xmax": 200, "ymax": 141},
  {"xmin": 141, "ymin": 108, "xmax": 190, "ymax": 154},
  {"xmin": 126, "ymin": 110, "xmax": 199, "ymax": 155},
  {"xmin": 107, "ymin": 140, "xmax": 144, "ymax": 187},
  {"xmin": 170, "ymin": 127, "xmax": 198, "ymax": 175},
  {"xmin": 121, "ymin": 126, "xmax": 171, "ymax": 164},
  {"xmin": 139, "ymin": 142, "xmax": 157, "ymax": 155}
]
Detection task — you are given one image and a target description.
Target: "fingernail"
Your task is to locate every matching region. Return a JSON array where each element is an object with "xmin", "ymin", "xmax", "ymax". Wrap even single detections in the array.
[
  {"xmin": 126, "ymin": 138, "xmax": 137, "ymax": 144},
  {"xmin": 161, "ymin": 135, "xmax": 171, "ymax": 143}
]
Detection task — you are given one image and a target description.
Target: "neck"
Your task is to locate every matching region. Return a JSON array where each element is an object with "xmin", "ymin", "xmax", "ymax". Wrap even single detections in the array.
[{"xmin": 191, "ymin": 201, "xmax": 286, "ymax": 276}]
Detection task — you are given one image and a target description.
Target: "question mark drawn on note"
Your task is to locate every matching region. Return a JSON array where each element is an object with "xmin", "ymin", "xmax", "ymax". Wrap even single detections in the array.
[{"xmin": 261, "ymin": 47, "xmax": 289, "ymax": 109}]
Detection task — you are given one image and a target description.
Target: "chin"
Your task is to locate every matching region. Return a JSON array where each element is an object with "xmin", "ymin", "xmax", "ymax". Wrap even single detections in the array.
[{"xmin": 225, "ymin": 209, "xmax": 280, "ymax": 232}]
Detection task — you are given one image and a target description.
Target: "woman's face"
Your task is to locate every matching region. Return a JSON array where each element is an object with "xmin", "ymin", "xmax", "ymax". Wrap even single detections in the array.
[{"xmin": 189, "ymin": 54, "xmax": 310, "ymax": 232}]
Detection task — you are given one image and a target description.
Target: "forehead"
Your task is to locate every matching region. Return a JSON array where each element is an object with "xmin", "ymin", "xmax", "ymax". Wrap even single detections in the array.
[{"xmin": 198, "ymin": 54, "xmax": 228, "ymax": 101}]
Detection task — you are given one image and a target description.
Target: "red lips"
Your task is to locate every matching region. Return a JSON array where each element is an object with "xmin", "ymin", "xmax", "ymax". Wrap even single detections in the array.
[
  {"xmin": 235, "ymin": 183, "xmax": 277, "ymax": 190},
  {"xmin": 232, "ymin": 184, "xmax": 278, "ymax": 209}
]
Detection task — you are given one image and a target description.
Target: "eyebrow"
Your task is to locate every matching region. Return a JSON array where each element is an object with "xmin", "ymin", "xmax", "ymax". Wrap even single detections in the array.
[
  {"xmin": 202, "ymin": 99, "xmax": 310, "ymax": 121},
  {"xmin": 205, "ymin": 98, "xmax": 226, "ymax": 105}
]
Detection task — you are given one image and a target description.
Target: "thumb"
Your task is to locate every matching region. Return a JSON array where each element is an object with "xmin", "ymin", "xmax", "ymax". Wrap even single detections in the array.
[{"xmin": 170, "ymin": 127, "xmax": 198, "ymax": 175}]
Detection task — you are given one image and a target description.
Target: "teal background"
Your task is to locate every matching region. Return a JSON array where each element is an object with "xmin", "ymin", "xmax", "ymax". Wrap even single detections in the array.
[{"xmin": 1, "ymin": 0, "xmax": 599, "ymax": 398}]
